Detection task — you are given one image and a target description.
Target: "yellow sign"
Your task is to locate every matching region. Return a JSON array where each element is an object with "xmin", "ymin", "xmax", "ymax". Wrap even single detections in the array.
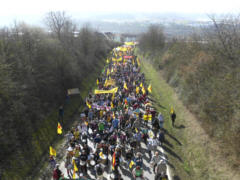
[
  {"xmin": 119, "ymin": 47, "xmax": 128, "ymax": 51},
  {"xmin": 94, "ymin": 87, "xmax": 118, "ymax": 94},
  {"xmin": 112, "ymin": 57, "xmax": 123, "ymax": 62},
  {"xmin": 125, "ymin": 42, "xmax": 135, "ymax": 46}
]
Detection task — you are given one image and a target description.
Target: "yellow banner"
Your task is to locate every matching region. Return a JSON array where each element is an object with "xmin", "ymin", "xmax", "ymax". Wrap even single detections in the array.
[
  {"xmin": 94, "ymin": 87, "xmax": 118, "ymax": 94},
  {"xmin": 120, "ymin": 47, "xmax": 128, "ymax": 52},
  {"xmin": 125, "ymin": 42, "xmax": 135, "ymax": 46},
  {"xmin": 112, "ymin": 57, "xmax": 123, "ymax": 62}
]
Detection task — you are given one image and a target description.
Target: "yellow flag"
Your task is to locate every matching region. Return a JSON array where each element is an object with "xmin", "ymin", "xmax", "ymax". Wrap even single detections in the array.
[
  {"xmin": 148, "ymin": 84, "xmax": 152, "ymax": 93},
  {"xmin": 112, "ymin": 93, "xmax": 115, "ymax": 101},
  {"xmin": 137, "ymin": 58, "xmax": 140, "ymax": 66},
  {"xmin": 129, "ymin": 160, "xmax": 135, "ymax": 168},
  {"xmin": 135, "ymin": 128, "xmax": 138, "ymax": 133},
  {"xmin": 170, "ymin": 106, "xmax": 174, "ymax": 114},
  {"xmin": 57, "ymin": 122, "xmax": 62, "ymax": 134},
  {"xmin": 99, "ymin": 152, "xmax": 104, "ymax": 158},
  {"xmin": 140, "ymin": 82, "xmax": 143, "ymax": 87},
  {"xmin": 73, "ymin": 169, "xmax": 76, "ymax": 179},
  {"xmin": 136, "ymin": 86, "xmax": 140, "ymax": 94},
  {"xmin": 49, "ymin": 146, "xmax": 56, "ymax": 157},
  {"xmin": 86, "ymin": 101, "xmax": 91, "ymax": 109},
  {"xmin": 106, "ymin": 59, "xmax": 109, "ymax": 63},
  {"xmin": 111, "ymin": 102, "xmax": 114, "ymax": 109},
  {"xmin": 142, "ymin": 87, "xmax": 146, "ymax": 94},
  {"xmin": 96, "ymin": 79, "xmax": 99, "ymax": 85},
  {"xmin": 73, "ymin": 159, "xmax": 78, "ymax": 172},
  {"xmin": 124, "ymin": 82, "xmax": 128, "ymax": 90},
  {"xmin": 113, "ymin": 112, "xmax": 115, "ymax": 119},
  {"xmin": 104, "ymin": 79, "xmax": 116, "ymax": 87}
]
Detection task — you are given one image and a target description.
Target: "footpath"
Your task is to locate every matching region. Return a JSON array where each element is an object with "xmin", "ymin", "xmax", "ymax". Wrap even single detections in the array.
[{"xmin": 48, "ymin": 44, "xmax": 172, "ymax": 180}]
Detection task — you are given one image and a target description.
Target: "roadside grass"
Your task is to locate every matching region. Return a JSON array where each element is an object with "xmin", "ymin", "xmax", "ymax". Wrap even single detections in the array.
[
  {"xmin": 140, "ymin": 58, "xmax": 235, "ymax": 180},
  {"xmin": 141, "ymin": 58, "xmax": 192, "ymax": 179}
]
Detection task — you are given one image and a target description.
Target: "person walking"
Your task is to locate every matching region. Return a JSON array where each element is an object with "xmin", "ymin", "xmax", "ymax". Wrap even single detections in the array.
[
  {"xmin": 59, "ymin": 105, "xmax": 64, "ymax": 124},
  {"xmin": 158, "ymin": 112, "xmax": 164, "ymax": 129},
  {"xmin": 53, "ymin": 164, "xmax": 62, "ymax": 180},
  {"xmin": 171, "ymin": 111, "xmax": 176, "ymax": 127},
  {"xmin": 150, "ymin": 151, "xmax": 161, "ymax": 173},
  {"xmin": 158, "ymin": 130, "xmax": 165, "ymax": 146}
]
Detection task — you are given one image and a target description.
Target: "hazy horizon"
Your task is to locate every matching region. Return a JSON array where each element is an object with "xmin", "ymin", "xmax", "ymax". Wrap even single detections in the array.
[{"xmin": 0, "ymin": 0, "xmax": 240, "ymax": 27}]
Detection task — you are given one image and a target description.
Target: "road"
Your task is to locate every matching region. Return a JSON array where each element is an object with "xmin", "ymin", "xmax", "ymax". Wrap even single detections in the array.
[{"xmin": 58, "ymin": 123, "xmax": 172, "ymax": 180}]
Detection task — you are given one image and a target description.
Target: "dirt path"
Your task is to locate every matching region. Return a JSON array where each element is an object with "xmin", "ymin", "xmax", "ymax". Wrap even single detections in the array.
[{"xmin": 141, "ymin": 59, "xmax": 240, "ymax": 180}]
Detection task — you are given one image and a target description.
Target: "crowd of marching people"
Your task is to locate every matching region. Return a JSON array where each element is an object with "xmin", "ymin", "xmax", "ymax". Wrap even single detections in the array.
[{"xmin": 52, "ymin": 44, "xmax": 169, "ymax": 180}]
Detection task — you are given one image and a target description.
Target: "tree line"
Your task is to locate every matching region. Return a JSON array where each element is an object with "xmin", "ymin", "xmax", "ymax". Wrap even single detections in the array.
[{"xmin": 0, "ymin": 11, "xmax": 116, "ymax": 179}]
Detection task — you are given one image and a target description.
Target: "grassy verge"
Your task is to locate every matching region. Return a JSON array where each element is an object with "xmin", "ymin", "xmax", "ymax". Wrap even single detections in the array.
[
  {"xmin": 141, "ymin": 58, "xmax": 190, "ymax": 179},
  {"xmin": 140, "ymin": 58, "xmax": 237, "ymax": 180}
]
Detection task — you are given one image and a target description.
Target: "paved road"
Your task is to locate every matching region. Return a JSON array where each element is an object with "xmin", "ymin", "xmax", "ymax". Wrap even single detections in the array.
[{"xmin": 58, "ymin": 125, "xmax": 172, "ymax": 180}]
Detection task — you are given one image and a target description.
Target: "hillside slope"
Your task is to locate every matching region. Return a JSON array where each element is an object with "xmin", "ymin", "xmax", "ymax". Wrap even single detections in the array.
[{"xmin": 141, "ymin": 58, "xmax": 240, "ymax": 180}]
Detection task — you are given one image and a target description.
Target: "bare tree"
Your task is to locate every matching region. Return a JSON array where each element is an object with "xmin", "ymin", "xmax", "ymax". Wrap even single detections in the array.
[
  {"xmin": 205, "ymin": 14, "xmax": 240, "ymax": 65},
  {"xmin": 139, "ymin": 25, "xmax": 165, "ymax": 54},
  {"xmin": 45, "ymin": 11, "xmax": 70, "ymax": 41}
]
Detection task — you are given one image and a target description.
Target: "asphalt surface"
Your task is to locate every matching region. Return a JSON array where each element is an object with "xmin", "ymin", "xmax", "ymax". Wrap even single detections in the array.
[{"xmin": 58, "ymin": 124, "xmax": 172, "ymax": 180}]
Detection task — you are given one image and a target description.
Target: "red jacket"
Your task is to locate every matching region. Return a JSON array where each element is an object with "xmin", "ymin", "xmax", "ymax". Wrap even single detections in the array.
[{"xmin": 53, "ymin": 168, "xmax": 61, "ymax": 180}]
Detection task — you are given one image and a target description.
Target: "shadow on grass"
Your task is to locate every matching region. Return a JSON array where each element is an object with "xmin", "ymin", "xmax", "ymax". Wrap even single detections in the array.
[
  {"xmin": 166, "ymin": 160, "xmax": 176, "ymax": 170},
  {"xmin": 162, "ymin": 128, "xmax": 182, "ymax": 146},
  {"xmin": 174, "ymin": 124, "xmax": 185, "ymax": 129},
  {"xmin": 148, "ymin": 97, "xmax": 167, "ymax": 110},
  {"xmin": 173, "ymin": 175, "xmax": 181, "ymax": 180},
  {"xmin": 164, "ymin": 139, "xmax": 174, "ymax": 148},
  {"xmin": 162, "ymin": 145, "xmax": 183, "ymax": 163}
]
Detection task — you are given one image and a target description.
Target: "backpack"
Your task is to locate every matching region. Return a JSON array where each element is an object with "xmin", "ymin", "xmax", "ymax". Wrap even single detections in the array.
[
  {"xmin": 159, "ymin": 132, "xmax": 165, "ymax": 142},
  {"xmin": 135, "ymin": 169, "xmax": 143, "ymax": 177},
  {"xmin": 130, "ymin": 140, "xmax": 137, "ymax": 148},
  {"xmin": 96, "ymin": 165, "xmax": 103, "ymax": 175},
  {"xmin": 135, "ymin": 157, "xmax": 142, "ymax": 166}
]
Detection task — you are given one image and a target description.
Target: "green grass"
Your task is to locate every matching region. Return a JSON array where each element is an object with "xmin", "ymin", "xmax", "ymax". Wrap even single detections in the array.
[
  {"xmin": 140, "ymin": 58, "xmax": 231, "ymax": 180},
  {"xmin": 140, "ymin": 58, "xmax": 192, "ymax": 179}
]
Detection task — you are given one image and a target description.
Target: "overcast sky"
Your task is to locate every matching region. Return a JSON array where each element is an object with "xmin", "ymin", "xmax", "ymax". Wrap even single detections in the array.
[{"xmin": 0, "ymin": 0, "xmax": 240, "ymax": 25}]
